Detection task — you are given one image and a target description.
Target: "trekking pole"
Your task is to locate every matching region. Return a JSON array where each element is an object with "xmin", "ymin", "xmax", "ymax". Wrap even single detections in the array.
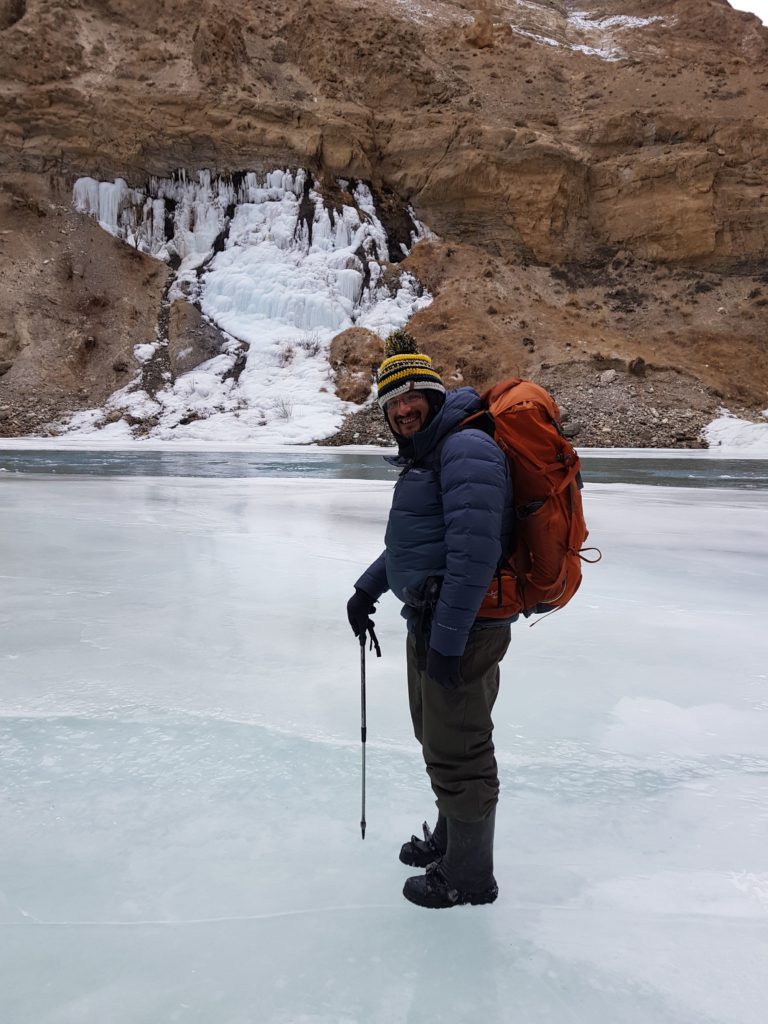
[
  {"xmin": 359, "ymin": 623, "xmax": 381, "ymax": 841},
  {"xmin": 359, "ymin": 632, "xmax": 367, "ymax": 840}
]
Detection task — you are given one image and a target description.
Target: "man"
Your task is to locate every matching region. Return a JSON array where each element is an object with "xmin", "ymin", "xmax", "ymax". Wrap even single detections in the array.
[{"xmin": 346, "ymin": 332, "xmax": 515, "ymax": 909}]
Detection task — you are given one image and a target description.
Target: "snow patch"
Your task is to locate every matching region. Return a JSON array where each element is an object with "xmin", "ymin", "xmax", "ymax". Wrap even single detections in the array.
[
  {"xmin": 568, "ymin": 11, "xmax": 664, "ymax": 60},
  {"xmin": 704, "ymin": 410, "xmax": 768, "ymax": 454},
  {"xmin": 512, "ymin": 27, "xmax": 562, "ymax": 49},
  {"xmin": 407, "ymin": 205, "xmax": 435, "ymax": 244},
  {"xmin": 134, "ymin": 343, "xmax": 159, "ymax": 364},
  {"xmin": 569, "ymin": 12, "xmax": 664, "ymax": 34},
  {"xmin": 503, "ymin": 6, "xmax": 664, "ymax": 62},
  {"xmin": 394, "ymin": 0, "xmax": 471, "ymax": 26}
]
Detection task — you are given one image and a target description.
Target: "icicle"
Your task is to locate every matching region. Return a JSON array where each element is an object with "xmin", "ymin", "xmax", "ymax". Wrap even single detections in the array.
[
  {"xmin": 72, "ymin": 177, "xmax": 100, "ymax": 216},
  {"xmin": 243, "ymin": 172, "xmax": 259, "ymax": 202},
  {"xmin": 96, "ymin": 179, "xmax": 127, "ymax": 232},
  {"xmin": 267, "ymin": 170, "xmax": 285, "ymax": 191},
  {"xmin": 312, "ymin": 207, "xmax": 334, "ymax": 251},
  {"xmin": 151, "ymin": 198, "xmax": 166, "ymax": 251},
  {"xmin": 335, "ymin": 268, "xmax": 364, "ymax": 306}
]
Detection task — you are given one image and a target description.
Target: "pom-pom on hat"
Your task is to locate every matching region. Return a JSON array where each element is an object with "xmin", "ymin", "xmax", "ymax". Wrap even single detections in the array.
[{"xmin": 376, "ymin": 330, "xmax": 446, "ymax": 410}]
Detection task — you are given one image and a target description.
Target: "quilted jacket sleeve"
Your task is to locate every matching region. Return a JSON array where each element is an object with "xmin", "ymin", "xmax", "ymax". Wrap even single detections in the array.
[
  {"xmin": 429, "ymin": 430, "xmax": 508, "ymax": 656},
  {"xmin": 355, "ymin": 550, "xmax": 389, "ymax": 600}
]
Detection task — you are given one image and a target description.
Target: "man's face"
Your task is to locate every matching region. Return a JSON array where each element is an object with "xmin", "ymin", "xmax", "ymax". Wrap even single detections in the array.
[{"xmin": 386, "ymin": 388, "xmax": 430, "ymax": 437}]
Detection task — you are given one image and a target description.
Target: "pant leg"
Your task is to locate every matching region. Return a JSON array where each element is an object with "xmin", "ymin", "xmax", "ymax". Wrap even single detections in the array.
[{"xmin": 406, "ymin": 625, "xmax": 511, "ymax": 823}]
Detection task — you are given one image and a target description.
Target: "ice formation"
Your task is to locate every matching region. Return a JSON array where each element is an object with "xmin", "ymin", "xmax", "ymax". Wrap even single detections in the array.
[{"xmin": 69, "ymin": 171, "xmax": 432, "ymax": 443}]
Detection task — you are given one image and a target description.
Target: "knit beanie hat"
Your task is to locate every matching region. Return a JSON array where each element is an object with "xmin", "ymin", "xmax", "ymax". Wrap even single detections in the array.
[{"xmin": 376, "ymin": 330, "xmax": 446, "ymax": 410}]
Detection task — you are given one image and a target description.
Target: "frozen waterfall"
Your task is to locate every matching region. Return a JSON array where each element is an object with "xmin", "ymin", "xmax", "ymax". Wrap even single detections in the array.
[{"xmin": 68, "ymin": 170, "xmax": 433, "ymax": 443}]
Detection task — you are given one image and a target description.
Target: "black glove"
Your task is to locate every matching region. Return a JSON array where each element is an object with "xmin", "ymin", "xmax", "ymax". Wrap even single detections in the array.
[
  {"xmin": 347, "ymin": 588, "xmax": 376, "ymax": 638},
  {"xmin": 426, "ymin": 648, "xmax": 464, "ymax": 690}
]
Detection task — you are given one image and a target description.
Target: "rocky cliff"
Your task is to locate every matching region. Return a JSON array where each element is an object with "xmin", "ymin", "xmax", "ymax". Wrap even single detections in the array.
[{"xmin": 1, "ymin": 0, "xmax": 767, "ymax": 444}]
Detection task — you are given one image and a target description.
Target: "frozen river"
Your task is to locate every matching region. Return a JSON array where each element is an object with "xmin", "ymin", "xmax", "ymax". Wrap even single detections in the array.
[
  {"xmin": 1, "ymin": 454, "xmax": 767, "ymax": 1024},
  {"xmin": 2, "ymin": 446, "xmax": 768, "ymax": 488}
]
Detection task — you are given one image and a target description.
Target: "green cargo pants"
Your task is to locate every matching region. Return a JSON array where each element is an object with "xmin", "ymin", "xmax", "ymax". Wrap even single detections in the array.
[{"xmin": 406, "ymin": 624, "xmax": 511, "ymax": 823}]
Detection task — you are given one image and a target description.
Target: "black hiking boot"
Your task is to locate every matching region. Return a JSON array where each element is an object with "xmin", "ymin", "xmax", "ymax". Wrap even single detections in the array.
[
  {"xmin": 402, "ymin": 861, "xmax": 498, "ymax": 909},
  {"xmin": 399, "ymin": 815, "xmax": 447, "ymax": 868},
  {"xmin": 402, "ymin": 810, "xmax": 498, "ymax": 909}
]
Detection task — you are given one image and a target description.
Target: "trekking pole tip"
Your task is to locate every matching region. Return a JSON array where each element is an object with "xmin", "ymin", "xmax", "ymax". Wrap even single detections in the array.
[{"xmin": 360, "ymin": 821, "xmax": 366, "ymax": 840}]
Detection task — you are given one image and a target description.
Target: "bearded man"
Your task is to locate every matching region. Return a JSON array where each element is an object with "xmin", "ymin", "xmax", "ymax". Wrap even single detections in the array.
[{"xmin": 346, "ymin": 332, "xmax": 515, "ymax": 909}]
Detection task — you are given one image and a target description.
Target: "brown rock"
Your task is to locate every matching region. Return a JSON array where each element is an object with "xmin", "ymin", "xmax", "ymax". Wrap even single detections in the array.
[
  {"xmin": 166, "ymin": 302, "xmax": 227, "ymax": 378},
  {"xmin": 192, "ymin": 15, "xmax": 248, "ymax": 86},
  {"xmin": 0, "ymin": 1, "xmax": 25, "ymax": 33},
  {"xmin": 465, "ymin": 14, "xmax": 494, "ymax": 50},
  {"xmin": 628, "ymin": 357, "xmax": 647, "ymax": 377},
  {"xmin": 0, "ymin": 176, "xmax": 166, "ymax": 430},
  {"xmin": 329, "ymin": 327, "xmax": 383, "ymax": 404}
]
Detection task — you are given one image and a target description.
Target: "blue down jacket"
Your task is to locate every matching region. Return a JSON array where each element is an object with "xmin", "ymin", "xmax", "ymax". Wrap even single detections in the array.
[{"xmin": 355, "ymin": 387, "xmax": 513, "ymax": 657}]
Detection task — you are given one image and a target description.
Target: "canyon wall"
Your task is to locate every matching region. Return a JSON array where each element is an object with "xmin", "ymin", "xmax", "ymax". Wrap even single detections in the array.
[{"xmin": 1, "ymin": 0, "xmax": 767, "ymax": 442}]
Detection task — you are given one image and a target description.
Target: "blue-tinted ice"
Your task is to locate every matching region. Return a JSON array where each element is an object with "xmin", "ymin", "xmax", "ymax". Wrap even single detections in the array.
[{"xmin": 1, "ymin": 473, "xmax": 767, "ymax": 1024}]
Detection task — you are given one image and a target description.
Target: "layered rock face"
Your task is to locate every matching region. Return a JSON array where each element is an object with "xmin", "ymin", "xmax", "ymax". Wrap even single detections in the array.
[{"xmin": 0, "ymin": 0, "xmax": 767, "ymax": 443}]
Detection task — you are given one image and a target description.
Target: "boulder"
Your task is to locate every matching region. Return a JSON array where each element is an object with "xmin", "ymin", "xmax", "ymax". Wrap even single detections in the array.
[
  {"xmin": 166, "ymin": 302, "xmax": 226, "ymax": 378},
  {"xmin": 329, "ymin": 327, "xmax": 383, "ymax": 404}
]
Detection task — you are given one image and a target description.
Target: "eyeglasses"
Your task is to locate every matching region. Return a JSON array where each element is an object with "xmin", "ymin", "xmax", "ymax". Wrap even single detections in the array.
[{"xmin": 386, "ymin": 390, "xmax": 426, "ymax": 412}]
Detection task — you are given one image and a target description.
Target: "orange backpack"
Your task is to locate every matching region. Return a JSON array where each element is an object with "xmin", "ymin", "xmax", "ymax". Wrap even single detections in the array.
[{"xmin": 467, "ymin": 378, "xmax": 600, "ymax": 619}]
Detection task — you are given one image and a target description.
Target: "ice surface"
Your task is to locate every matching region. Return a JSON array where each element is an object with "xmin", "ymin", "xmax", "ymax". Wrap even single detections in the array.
[{"xmin": 1, "ymin": 473, "xmax": 767, "ymax": 1023}]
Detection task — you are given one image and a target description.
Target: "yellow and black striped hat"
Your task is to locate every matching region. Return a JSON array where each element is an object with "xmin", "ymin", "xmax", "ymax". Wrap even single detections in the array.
[{"xmin": 376, "ymin": 330, "xmax": 446, "ymax": 410}]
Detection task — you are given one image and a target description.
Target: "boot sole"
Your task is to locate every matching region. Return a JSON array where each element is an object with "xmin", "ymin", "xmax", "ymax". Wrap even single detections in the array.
[{"xmin": 402, "ymin": 883, "xmax": 498, "ymax": 909}]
